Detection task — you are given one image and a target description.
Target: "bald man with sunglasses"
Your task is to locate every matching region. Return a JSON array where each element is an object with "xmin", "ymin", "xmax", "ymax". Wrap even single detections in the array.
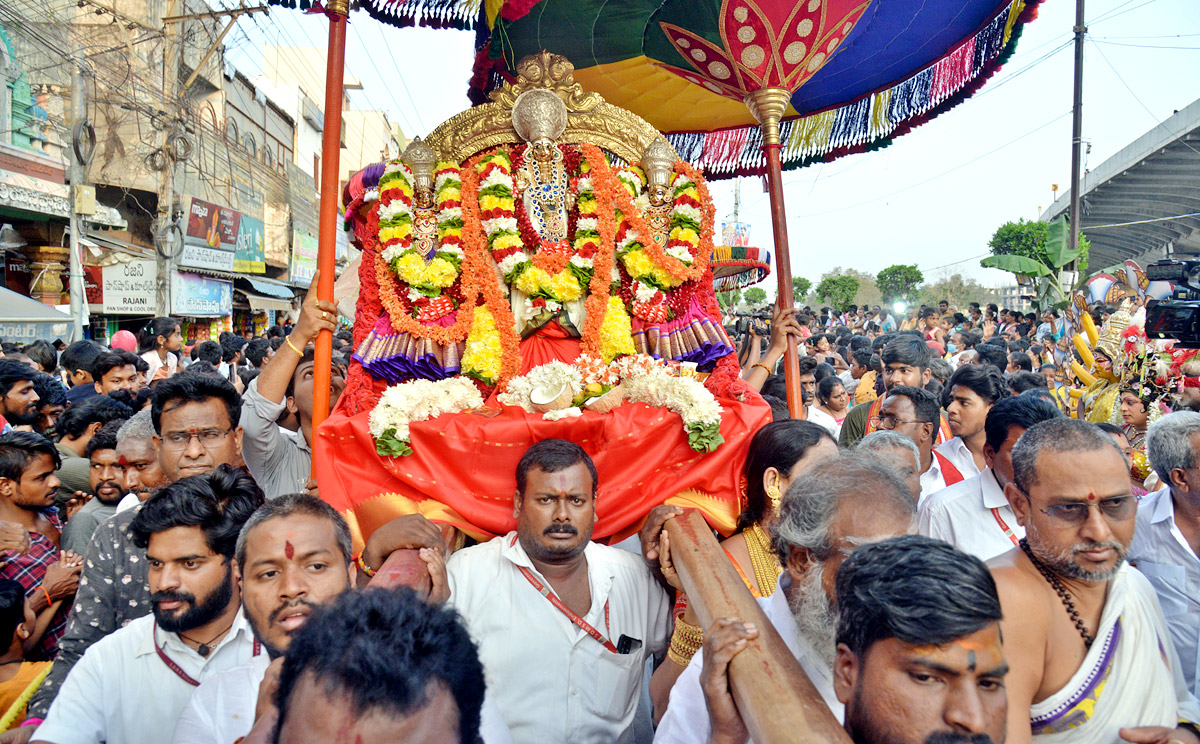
[{"xmin": 988, "ymin": 418, "xmax": 1200, "ymax": 744}]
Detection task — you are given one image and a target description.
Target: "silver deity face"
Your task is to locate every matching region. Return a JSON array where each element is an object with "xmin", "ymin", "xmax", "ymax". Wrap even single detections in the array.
[
  {"xmin": 530, "ymin": 138, "xmax": 558, "ymax": 164},
  {"xmin": 641, "ymin": 137, "xmax": 677, "ymax": 206}
]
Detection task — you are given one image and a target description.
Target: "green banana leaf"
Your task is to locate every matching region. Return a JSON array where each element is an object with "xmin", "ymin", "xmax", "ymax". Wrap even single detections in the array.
[
  {"xmin": 1044, "ymin": 216, "xmax": 1081, "ymax": 269},
  {"xmin": 980, "ymin": 254, "xmax": 1052, "ymax": 277}
]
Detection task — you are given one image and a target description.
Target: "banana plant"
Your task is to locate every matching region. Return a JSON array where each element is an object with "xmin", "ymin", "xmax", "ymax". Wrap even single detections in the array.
[{"xmin": 981, "ymin": 216, "xmax": 1084, "ymax": 311}]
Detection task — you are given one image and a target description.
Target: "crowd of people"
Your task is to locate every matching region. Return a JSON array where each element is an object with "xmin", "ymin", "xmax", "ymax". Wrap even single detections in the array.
[{"xmin": 0, "ymin": 284, "xmax": 1193, "ymax": 744}]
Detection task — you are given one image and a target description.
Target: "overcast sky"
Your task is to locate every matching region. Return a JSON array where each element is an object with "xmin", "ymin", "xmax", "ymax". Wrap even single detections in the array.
[{"xmin": 227, "ymin": 0, "xmax": 1200, "ymax": 295}]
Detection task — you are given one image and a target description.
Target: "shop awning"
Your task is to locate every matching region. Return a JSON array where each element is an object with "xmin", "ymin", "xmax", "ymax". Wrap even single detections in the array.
[
  {"xmin": 237, "ymin": 290, "xmax": 292, "ymax": 313},
  {"xmin": 241, "ymin": 276, "xmax": 294, "ymax": 300},
  {"xmin": 0, "ymin": 287, "xmax": 74, "ymax": 342},
  {"xmin": 0, "ymin": 171, "xmax": 125, "ymax": 228}
]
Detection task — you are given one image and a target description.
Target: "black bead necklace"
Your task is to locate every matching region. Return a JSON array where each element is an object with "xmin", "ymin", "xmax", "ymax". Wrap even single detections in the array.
[{"xmin": 1019, "ymin": 538, "xmax": 1095, "ymax": 648}]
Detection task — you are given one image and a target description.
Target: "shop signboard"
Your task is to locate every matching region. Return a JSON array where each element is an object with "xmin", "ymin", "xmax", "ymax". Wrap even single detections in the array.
[
  {"xmin": 290, "ymin": 230, "xmax": 317, "ymax": 287},
  {"xmin": 234, "ymin": 215, "xmax": 266, "ymax": 274},
  {"xmin": 181, "ymin": 197, "xmax": 239, "ymax": 272},
  {"xmin": 100, "ymin": 259, "xmax": 158, "ymax": 314},
  {"xmin": 171, "ymin": 271, "xmax": 232, "ymax": 317}
]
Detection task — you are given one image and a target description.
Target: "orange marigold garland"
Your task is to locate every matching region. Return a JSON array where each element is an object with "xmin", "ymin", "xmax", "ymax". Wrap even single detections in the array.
[
  {"xmin": 577, "ymin": 144, "xmax": 620, "ymax": 359},
  {"xmin": 461, "ymin": 150, "xmax": 522, "ymax": 386}
]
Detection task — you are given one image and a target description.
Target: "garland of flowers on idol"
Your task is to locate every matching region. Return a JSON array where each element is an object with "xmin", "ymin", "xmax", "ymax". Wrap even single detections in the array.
[
  {"xmin": 576, "ymin": 144, "xmax": 633, "ymax": 363},
  {"xmin": 479, "ymin": 148, "xmax": 586, "ymax": 308},
  {"xmin": 612, "ymin": 160, "xmax": 715, "ymax": 324},
  {"xmin": 459, "ymin": 149, "xmax": 522, "ymax": 386},
  {"xmin": 373, "ymin": 160, "xmax": 478, "ymax": 347},
  {"xmin": 497, "ymin": 353, "xmax": 725, "ymax": 453}
]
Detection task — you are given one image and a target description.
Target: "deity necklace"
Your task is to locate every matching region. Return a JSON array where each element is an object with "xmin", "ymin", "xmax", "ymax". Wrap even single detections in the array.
[
  {"xmin": 1019, "ymin": 538, "xmax": 1095, "ymax": 648},
  {"xmin": 526, "ymin": 150, "xmax": 568, "ymax": 242}
]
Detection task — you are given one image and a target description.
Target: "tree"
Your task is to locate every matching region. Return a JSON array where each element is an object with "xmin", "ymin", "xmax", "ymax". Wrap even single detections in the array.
[
  {"xmin": 982, "ymin": 216, "xmax": 1091, "ymax": 311},
  {"xmin": 815, "ymin": 275, "xmax": 859, "ymax": 312},
  {"xmin": 875, "ymin": 264, "xmax": 924, "ymax": 304},
  {"xmin": 743, "ymin": 287, "xmax": 768, "ymax": 306},
  {"xmin": 792, "ymin": 276, "xmax": 811, "ymax": 304},
  {"xmin": 918, "ymin": 273, "xmax": 999, "ymax": 310}
]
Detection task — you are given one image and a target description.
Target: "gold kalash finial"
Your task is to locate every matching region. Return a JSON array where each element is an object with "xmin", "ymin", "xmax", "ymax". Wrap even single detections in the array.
[{"xmin": 424, "ymin": 51, "xmax": 676, "ymax": 166}]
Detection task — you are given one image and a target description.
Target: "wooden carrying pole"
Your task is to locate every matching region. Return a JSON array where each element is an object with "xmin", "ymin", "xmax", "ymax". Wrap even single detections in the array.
[
  {"xmin": 746, "ymin": 88, "xmax": 804, "ymax": 419},
  {"xmin": 310, "ymin": 1, "xmax": 348, "ymax": 436},
  {"xmin": 665, "ymin": 510, "xmax": 850, "ymax": 744}
]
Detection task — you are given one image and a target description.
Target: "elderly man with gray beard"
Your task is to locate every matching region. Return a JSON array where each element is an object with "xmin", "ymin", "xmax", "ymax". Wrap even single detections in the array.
[{"xmin": 653, "ymin": 454, "xmax": 917, "ymax": 743}]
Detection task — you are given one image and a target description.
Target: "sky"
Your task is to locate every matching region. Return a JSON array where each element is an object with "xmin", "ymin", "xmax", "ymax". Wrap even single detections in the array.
[{"xmin": 224, "ymin": 0, "xmax": 1200, "ymax": 296}]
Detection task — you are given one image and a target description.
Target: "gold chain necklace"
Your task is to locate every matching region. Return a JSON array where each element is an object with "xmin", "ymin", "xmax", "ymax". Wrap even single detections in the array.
[{"xmin": 744, "ymin": 524, "xmax": 782, "ymax": 597}]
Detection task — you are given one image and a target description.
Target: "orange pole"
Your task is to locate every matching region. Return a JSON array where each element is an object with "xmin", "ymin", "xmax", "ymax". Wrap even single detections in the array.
[
  {"xmin": 746, "ymin": 88, "xmax": 803, "ymax": 419},
  {"xmin": 763, "ymin": 143, "xmax": 803, "ymax": 419},
  {"xmin": 310, "ymin": 5, "xmax": 348, "ymax": 438}
]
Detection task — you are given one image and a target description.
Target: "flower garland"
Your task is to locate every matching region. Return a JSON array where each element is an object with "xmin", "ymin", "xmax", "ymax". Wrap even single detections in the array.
[
  {"xmin": 577, "ymin": 144, "xmax": 621, "ymax": 360},
  {"xmin": 369, "ymin": 377, "xmax": 484, "ymax": 457},
  {"xmin": 611, "ymin": 159, "xmax": 714, "ymax": 286},
  {"xmin": 461, "ymin": 305, "xmax": 503, "ymax": 385},
  {"xmin": 481, "ymin": 146, "xmax": 595, "ymax": 304},
  {"xmin": 500, "ymin": 354, "xmax": 724, "ymax": 453},
  {"xmin": 374, "ymin": 160, "xmax": 467, "ymax": 324},
  {"xmin": 460, "ymin": 150, "xmax": 522, "ymax": 385}
]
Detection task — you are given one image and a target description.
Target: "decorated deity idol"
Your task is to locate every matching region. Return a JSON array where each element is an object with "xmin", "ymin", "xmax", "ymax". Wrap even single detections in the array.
[
  {"xmin": 324, "ymin": 52, "xmax": 763, "ymax": 547},
  {"xmin": 354, "ymin": 138, "xmax": 471, "ymax": 382}
]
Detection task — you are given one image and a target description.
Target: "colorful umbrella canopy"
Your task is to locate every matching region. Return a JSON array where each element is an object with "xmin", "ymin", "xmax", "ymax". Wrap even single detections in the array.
[
  {"xmin": 360, "ymin": 0, "xmax": 1042, "ymax": 179},
  {"xmin": 710, "ymin": 245, "xmax": 772, "ymax": 293}
]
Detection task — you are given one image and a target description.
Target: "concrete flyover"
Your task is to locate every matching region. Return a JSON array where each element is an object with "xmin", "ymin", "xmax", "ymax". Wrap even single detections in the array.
[{"xmin": 1041, "ymin": 97, "xmax": 1200, "ymax": 272}]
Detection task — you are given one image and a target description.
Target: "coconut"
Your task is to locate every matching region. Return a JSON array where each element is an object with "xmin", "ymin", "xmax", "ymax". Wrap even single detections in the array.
[
  {"xmin": 530, "ymin": 382, "xmax": 574, "ymax": 412},
  {"xmin": 584, "ymin": 383, "xmax": 626, "ymax": 414}
]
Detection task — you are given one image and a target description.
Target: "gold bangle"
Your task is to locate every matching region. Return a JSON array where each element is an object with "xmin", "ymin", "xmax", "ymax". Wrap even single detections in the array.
[
  {"xmin": 751, "ymin": 362, "xmax": 772, "ymax": 374},
  {"xmin": 284, "ymin": 336, "xmax": 304, "ymax": 356}
]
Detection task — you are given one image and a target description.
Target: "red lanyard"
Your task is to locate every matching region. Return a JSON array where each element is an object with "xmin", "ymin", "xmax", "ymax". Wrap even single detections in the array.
[
  {"xmin": 153, "ymin": 624, "xmax": 260, "ymax": 687},
  {"xmin": 991, "ymin": 508, "xmax": 1020, "ymax": 547},
  {"xmin": 517, "ymin": 565, "xmax": 617, "ymax": 654}
]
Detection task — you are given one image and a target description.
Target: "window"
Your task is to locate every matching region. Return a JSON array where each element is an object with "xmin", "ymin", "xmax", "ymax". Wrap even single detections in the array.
[
  {"xmin": 242, "ymin": 132, "xmax": 256, "ymax": 156},
  {"xmin": 225, "ymin": 117, "xmax": 238, "ymax": 143}
]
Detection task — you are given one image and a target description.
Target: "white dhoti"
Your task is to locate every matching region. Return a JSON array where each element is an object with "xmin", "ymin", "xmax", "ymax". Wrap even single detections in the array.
[{"xmin": 1030, "ymin": 563, "xmax": 1200, "ymax": 742}]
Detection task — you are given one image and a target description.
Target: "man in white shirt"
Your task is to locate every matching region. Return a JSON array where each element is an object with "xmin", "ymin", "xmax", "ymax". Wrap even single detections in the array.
[
  {"xmin": 919, "ymin": 394, "xmax": 1062, "ymax": 562},
  {"xmin": 700, "ymin": 535, "xmax": 1008, "ymax": 744},
  {"xmin": 437, "ymin": 439, "xmax": 674, "ymax": 744},
  {"xmin": 1133, "ymin": 412, "xmax": 1200, "ymax": 696},
  {"xmin": 32, "ymin": 465, "xmax": 265, "ymax": 744},
  {"xmin": 936, "ymin": 364, "xmax": 1009, "ymax": 479},
  {"xmin": 171, "ymin": 494, "xmax": 357, "ymax": 744},
  {"xmin": 654, "ymin": 454, "xmax": 917, "ymax": 743},
  {"xmin": 875, "ymin": 387, "xmax": 964, "ymax": 506}
]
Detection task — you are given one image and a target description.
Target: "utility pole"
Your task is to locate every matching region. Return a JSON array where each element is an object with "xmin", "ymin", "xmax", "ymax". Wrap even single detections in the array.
[
  {"xmin": 1068, "ymin": 0, "xmax": 1086, "ymax": 260},
  {"xmin": 155, "ymin": 0, "xmax": 179, "ymax": 317},
  {"xmin": 67, "ymin": 54, "xmax": 87, "ymax": 342}
]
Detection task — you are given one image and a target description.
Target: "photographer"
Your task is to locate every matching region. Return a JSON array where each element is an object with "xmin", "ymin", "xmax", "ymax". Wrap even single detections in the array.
[{"xmin": 742, "ymin": 303, "xmax": 804, "ymax": 393}]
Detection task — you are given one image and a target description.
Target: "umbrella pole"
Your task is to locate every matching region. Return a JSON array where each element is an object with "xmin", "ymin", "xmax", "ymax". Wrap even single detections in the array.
[
  {"xmin": 746, "ymin": 89, "xmax": 803, "ymax": 419},
  {"xmin": 310, "ymin": 1, "xmax": 348, "ymax": 438}
]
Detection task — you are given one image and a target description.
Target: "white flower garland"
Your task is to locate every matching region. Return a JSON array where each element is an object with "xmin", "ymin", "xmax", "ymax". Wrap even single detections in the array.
[{"xmin": 369, "ymin": 377, "xmax": 483, "ymax": 456}]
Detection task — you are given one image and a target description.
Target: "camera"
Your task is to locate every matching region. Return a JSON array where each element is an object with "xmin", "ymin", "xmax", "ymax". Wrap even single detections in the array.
[
  {"xmin": 733, "ymin": 311, "xmax": 772, "ymax": 337},
  {"xmin": 1145, "ymin": 259, "xmax": 1200, "ymax": 348}
]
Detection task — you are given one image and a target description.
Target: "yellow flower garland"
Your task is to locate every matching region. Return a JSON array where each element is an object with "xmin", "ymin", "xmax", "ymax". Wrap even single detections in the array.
[
  {"xmin": 462, "ymin": 305, "xmax": 503, "ymax": 383},
  {"xmin": 394, "ymin": 253, "xmax": 459, "ymax": 289},
  {"xmin": 513, "ymin": 266, "xmax": 585, "ymax": 302},
  {"xmin": 598, "ymin": 295, "xmax": 635, "ymax": 363}
]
